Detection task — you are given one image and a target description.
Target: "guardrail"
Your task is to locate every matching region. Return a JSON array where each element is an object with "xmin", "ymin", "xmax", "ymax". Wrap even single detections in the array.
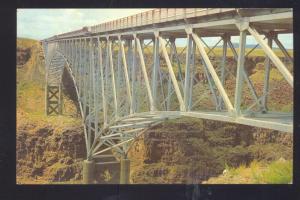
[{"xmin": 90, "ymin": 8, "xmax": 235, "ymax": 33}]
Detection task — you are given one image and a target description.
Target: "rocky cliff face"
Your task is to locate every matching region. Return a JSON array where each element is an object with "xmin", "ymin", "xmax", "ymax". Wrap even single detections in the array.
[
  {"xmin": 128, "ymin": 118, "xmax": 292, "ymax": 184},
  {"xmin": 17, "ymin": 47, "xmax": 31, "ymax": 67},
  {"xmin": 16, "ymin": 125, "xmax": 85, "ymax": 183}
]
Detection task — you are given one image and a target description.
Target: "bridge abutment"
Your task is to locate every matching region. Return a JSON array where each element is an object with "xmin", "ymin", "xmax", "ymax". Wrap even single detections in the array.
[
  {"xmin": 83, "ymin": 159, "xmax": 95, "ymax": 184},
  {"xmin": 120, "ymin": 158, "xmax": 130, "ymax": 184}
]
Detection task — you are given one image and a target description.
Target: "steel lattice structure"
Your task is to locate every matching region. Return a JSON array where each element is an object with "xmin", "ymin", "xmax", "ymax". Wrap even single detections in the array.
[{"xmin": 42, "ymin": 8, "xmax": 293, "ymax": 183}]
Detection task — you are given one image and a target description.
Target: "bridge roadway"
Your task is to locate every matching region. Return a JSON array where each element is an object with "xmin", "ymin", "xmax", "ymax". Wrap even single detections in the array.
[{"xmin": 41, "ymin": 8, "xmax": 293, "ymax": 184}]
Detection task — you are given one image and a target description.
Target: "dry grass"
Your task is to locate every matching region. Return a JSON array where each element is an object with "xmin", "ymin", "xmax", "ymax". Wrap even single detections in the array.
[{"xmin": 203, "ymin": 159, "xmax": 292, "ymax": 184}]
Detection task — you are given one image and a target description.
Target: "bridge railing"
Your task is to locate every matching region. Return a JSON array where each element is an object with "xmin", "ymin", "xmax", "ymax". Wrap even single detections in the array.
[{"xmin": 90, "ymin": 9, "xmax": 238, "ymax": 34}]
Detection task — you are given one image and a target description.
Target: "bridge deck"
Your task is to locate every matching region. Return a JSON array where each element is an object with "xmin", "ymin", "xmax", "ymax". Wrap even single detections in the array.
[{"xmin": 45, "ymin": 8, "xmax": 292, "ymax": 41}]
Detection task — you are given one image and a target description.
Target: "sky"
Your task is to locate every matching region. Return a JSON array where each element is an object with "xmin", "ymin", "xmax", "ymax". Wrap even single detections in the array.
[{"xmin": 17, "ymin": 9, "xmax": 293, "ymax": 49}]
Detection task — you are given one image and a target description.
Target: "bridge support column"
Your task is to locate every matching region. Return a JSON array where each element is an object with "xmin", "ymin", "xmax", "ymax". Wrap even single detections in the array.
[
  {"xmin": 45, "ymin": 85, "xmax": 63, "ymax": 115},
  {"xmin": 120, "ymin": 157, "xmax": 130, "ymax": 184},
  {"xmin": 262, "ymin": 33, "xmax": 273, "ymax": 113},
  {"xmin": 83, "ymin": 159, "xmax": 95, "ymax": 184}
]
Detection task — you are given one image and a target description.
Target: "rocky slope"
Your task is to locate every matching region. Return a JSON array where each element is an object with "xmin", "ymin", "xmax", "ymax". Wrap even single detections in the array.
[
  {"xmin": 17, "ymin": 126, "xmax": 85, "ymax": 183},
  {"xmin": 128, "ymin": 118, "xmax": 292, "ymax": 184}
]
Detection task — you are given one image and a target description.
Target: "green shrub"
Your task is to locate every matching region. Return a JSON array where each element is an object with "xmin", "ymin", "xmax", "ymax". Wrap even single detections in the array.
[
  {"xmin": 261, "ymin": 160, "xmax": 292, "ymax": 184},
  {"xmin": 250, "ymin": 159, "xmax": 292, "ymax": 184}
]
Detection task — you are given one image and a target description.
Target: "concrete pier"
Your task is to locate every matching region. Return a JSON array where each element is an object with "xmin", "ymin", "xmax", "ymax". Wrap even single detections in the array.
[
  {"xmin": 83, "ymin": 159, "xmax": 95, "ymax": 184},
  {"xmin": 120, "ymin": 158, "xmax": 130, "ymax": 184}
]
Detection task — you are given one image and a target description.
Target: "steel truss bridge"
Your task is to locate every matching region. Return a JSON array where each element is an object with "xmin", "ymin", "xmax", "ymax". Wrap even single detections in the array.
[{"xmin": 42, "ymin": 8, "xmax": 293, "ymax": 184}]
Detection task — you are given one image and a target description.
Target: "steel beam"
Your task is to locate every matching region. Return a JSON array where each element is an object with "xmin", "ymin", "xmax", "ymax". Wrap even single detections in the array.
[
  {"xmin": 202, "ymin": 59, "xmax": 220, "ymax": 110},
  {"xmin": 228, "ymin": 39, "xmax": 263, "ymax": 110},
  {"xmin": 191, "ymin": 31, "xmax": 233, "ymax": 112},
  {"xmin": 87, "ymin": 39, "xmax": 93, "ymax": 151},
  {"xmin": 273, "ymin": 36, "xmax": 293, "ymax": 64},
  {"xmin": 159, "ymin": 36, "xmax": 186, "ymax": 111},
  {"xmin": 188, "ymin": 41, "xmax": 196, "ymax": 111},
  {"xmin": 184, "ymin": 34, "xmax": 193, "ymax": 110},
  {"xmin": 247, "ymin": 26, "xmax": 293, "ymax": 87},
  {"xmin": 108, "ymin": 39, "xmax": 119, "ymax": 118},
  {"xmin": 166, "ymin": 39, "xmax": 174, "ymax": 111},
  {"xmin": 119, "ymin": 36, "xmax": 133, "ymax": 114},
  {"xmin": 135, "ymin": 35, "xmax": 155, "ymax": 111},
  {"xmin": 152, "ymin": 32, "xmax": 160, "ymax": 108},
  {"xmin": 131, "ymin": 38, "xmax": 137, "ymax": 113},
  {"xmin": 262, "ymin": 35, "xmax": 273, "ymax": 112},
  {"xmin": 83, "ymin": 39, "xmax": 88, "ymax": 118},
  {"xmin": 218, "ymin": 35, "xmax": 228, "ymax": 110},
  {"xmin": 234, "ymin": 29, "xmax": 247, "ymax": 116}
]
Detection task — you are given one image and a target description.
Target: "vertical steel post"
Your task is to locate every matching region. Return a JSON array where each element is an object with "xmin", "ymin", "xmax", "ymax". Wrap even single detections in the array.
[
  {"xmin": 87, "ymin": 38, "xmax": 93, "ymax": 151},
  {"xmin": 105, "ymin": 39, "xmax": 109, "ymax": 103},
  {"xmin": 166, "ymin": 39, "xmax": 173, "ymax": 111},
  {"xmin": 66, "ymin": 40, "xmax": 68, "ymax": 60},
  {"xmin": 70, "ymin": 40, "xmax": 72, "ymax": 64},
  {"xmin": 67, "ymin": 40, "xmax": 70, "ymax": 60},
  {"xmin": 159, "ymin": 36, "xmax": 185, "ymax": 111},
  {"xmin": 79, "ymin": 39, "xmax": 83, "ymax": 98},
  {"xmin": 152, "ymin": 32, "xmax": 160, "ymax": 108},
  {"xmin": 228, "ymin": 38, "xmax": 262, "ymax": 109},
  {"xmin": 108, "ymin": 39, "xmax": 119, "ymax": 118},
  {"xmin": 126, "ymin": 40, "xmax": 133, "ymax": 82},
  {"xmin": 191, "ymin": 31, "xmax": 233, "ymax": 112},
  {"xmin": 71, "ymin": 39, "xmax": 74, "ymax": 66},
  {"xmin": 98, "ymin": 38, "xmax": 108, "ymax": 127},
  {"xmin": 262, "ymin": 34, "xmax": 273, "ymax": 112},
  {"xmin": 91, "ymin": 39, "xmax": 99, "ymax": 140},
  {"xmin": 219, "ymin": 35, "xmax": 228, "ymax": 110},
  {"xmin": 135, "ymin": 35, "xmax": 155, "ymax": 111},
  {"xmin": 73, "ymin": 40, "xmax": 76, "ymax": 66},
  {"xmin": 83, "ymin": 39, "xmax": 88, "ymax": 118},
  {"xmin": 73, "ymin": 40, "xmax": 77, "ymax": 78},
  {"xmin": 119, "ymin": 36, "xmax": 133, "ymax": 114},
  {"xmin": 234, "ymin": 29, "xmax": 247, "ymax": 116},
  {"xmin": 184, "ymin": 34, "xmax": 193, "ymax": 111},
  {"xmin": 125, "ymin": 39, "xmax": 133, "ymax": 117},
  {"xmin": 202, "ymin": 60, "xmax": 219, "ymax": 109},
  {"xmin": 273, "ymin": 35, "xmax": 293, "ymax": 64},
  {"xmin": 131, "ymin": 38, "xmax": 137, "ymax": 113},
  {"xmin": 247, "ymin": 26, "xmax": 293, "ymax": 87},
  {"xmin": 117, "ymin": 39, "xmax": 122, "ymax": 105},
  {"xmin": 188, "ymin": 41, "xmax": 196, "ymax": 111}
]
